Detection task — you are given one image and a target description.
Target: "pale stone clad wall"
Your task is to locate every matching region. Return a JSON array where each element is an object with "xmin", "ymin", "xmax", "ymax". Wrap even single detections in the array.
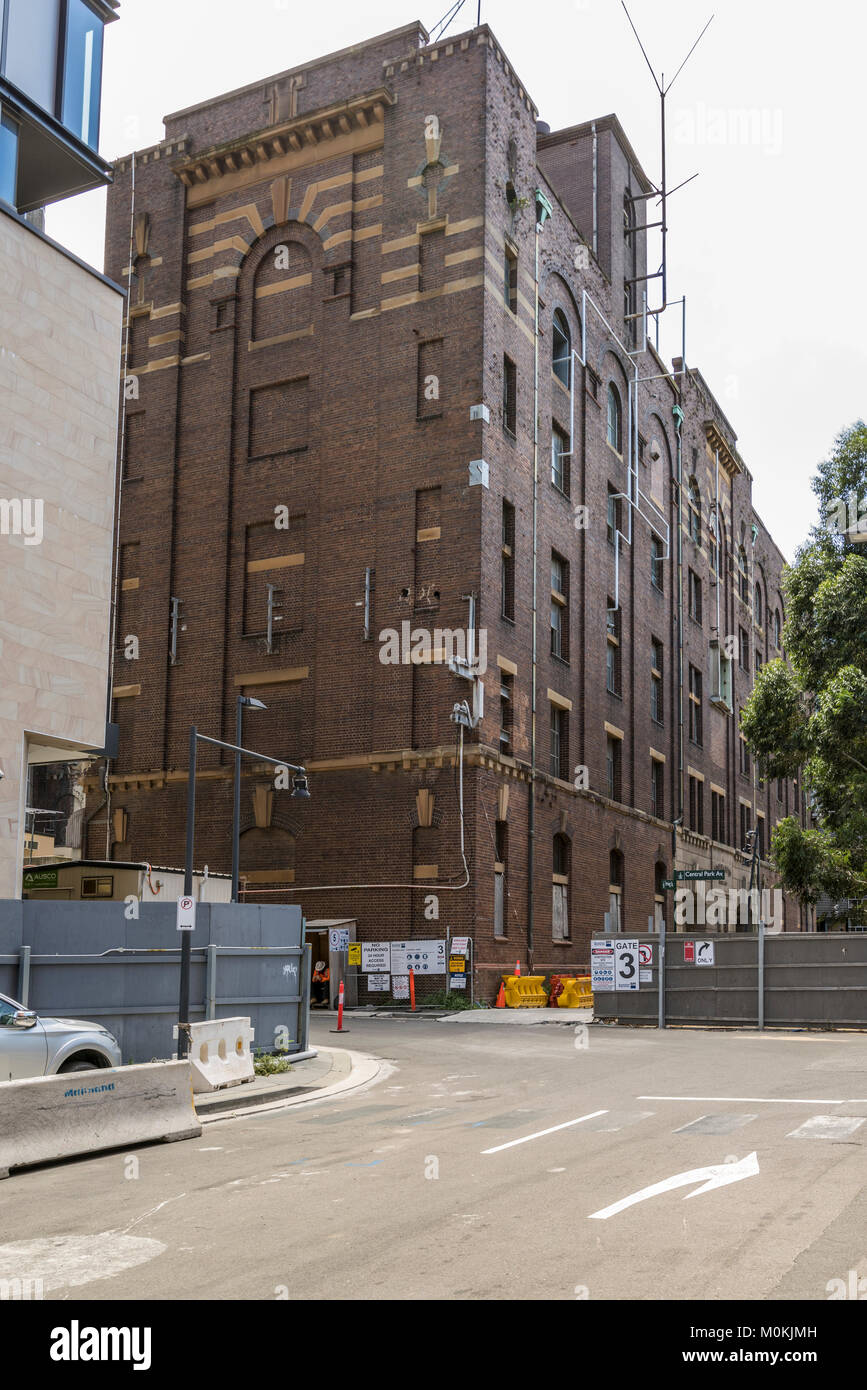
[{"xmin": 0, "ymin": 209, "xmax": 123, "ymax": 899}]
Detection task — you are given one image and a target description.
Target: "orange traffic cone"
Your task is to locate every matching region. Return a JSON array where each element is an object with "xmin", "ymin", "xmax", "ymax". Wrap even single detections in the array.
[
  {"xmin": 495, "ymin": 981, "xmax": 506, "ymax": 1008},
  {"xmin": 515, "ymin": 959, "xmax": 521, "ymax": 977}
]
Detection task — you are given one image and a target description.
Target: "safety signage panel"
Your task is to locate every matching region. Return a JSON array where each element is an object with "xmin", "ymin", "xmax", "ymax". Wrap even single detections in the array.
[
  {"xmin": 392, "ymin": 975, "xmax": 410, "ymax": 1000},
  {"xmin": 683, "ymin": 940, "xmax": 695, "ymax": 963},
  {"xmin": 390, "ymin": 940, "xmax": 446, "ymax": 975},
  {"xmin": 590, "ymin": 941, "xmax": 615, "ymax": 992},
  {"xmin": 176, "ymin": 895, "xmax": 196, "ymax": 932},
  {"xmin": 450, "ymin": 977, "xmax": 466, "ymax": 989},
  {"xmin": 348, "ymin": 942, "xmax": 361, "ymax": 966},
  {"xmin": 449, "ymin": 956, "xmax": 466, "ymax": 973},
  {"xmin": 329, "ymin": 928, "xmax": 350, "ymax": 952},
  {"xmin": 451, "ymin": 936, "xmax": 469, "ymax": 955},
  {"xmin": 361, "ymin": 941, "xmax": 390, "ymax": 972},
  {"xmin": 638, "ymin": 942, "xmax": 654, "ymax": 983},
  {"xmin": 367, "ymin": 973, "xmax": 390, "ymax": 991},
  {"xmin": 614, "ymin": 938, "xmax": 639, "ymax": 991},
  {"xmin": 695, "ymin": 940, "xmax": 715, "ymax": 966}
]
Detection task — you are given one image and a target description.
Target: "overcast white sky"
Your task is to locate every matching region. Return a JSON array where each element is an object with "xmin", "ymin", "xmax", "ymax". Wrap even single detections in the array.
[{"xmin": 47, "ymin": 0, "xmax": 866, "ymax": 560}]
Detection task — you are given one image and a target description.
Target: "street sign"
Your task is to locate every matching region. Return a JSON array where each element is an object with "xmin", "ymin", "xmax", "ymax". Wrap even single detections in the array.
[
  {"xmin": 590, "ymin": 941, "xmax": 615, "ymax": 992},
  {"xmin": 361, "ymin": 941, "xmax": 390, "ymax": 972},
  {"xmin": 391, "ymin": 939, "xmax": 446, "ymax": 975},
  {"xmin": 638, "ymin": 942, "xmax": 653, "ymax": 983},
  {"xmin": 176, "ymin": 895, "xmax": 196, "ymax": 932},
  {"xmin": 329, "ymin": 928, "xmax": 350, "ymax": 952},
  {"xmin": 675, "ymin": 869, "xmax": 726, "ymax": 882},
  {"xmin": 661, "ymin": 878, "xmax": 676, "ymax": 891},
  {"xmin": 614, "ymin": 939, "xmax": 639, "ymax": 991},
  {"xmin": 695, "ymin": 940, "xmax": 715, "ymax": 966},
  {"xmin": 367, "ymin": 973, "xmax": 390, "ymax": 991}
]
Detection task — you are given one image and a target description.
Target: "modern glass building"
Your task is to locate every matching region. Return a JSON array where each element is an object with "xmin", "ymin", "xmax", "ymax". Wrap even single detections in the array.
[{"xmin": 0, "ymin": 0, "xmax": 118, "ymax": 211}]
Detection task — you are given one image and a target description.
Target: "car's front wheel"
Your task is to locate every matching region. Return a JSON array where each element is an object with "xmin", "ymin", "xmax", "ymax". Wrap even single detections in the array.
[{"xmin": 57, "ymin": 1058, "xmax": 100, "ymax": 1073}]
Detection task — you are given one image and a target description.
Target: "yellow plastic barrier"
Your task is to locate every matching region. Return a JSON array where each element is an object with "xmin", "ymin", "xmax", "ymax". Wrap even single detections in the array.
[
  {"xmin": 501, "ymin": 974, "xmax": 548, "ymax": 1008},
  {"xmin": 556, "ymin": 975, "xmax": 594, "ymax": 1009}
]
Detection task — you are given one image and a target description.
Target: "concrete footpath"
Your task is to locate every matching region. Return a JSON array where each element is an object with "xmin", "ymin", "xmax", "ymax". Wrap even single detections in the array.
[
  {"xmin": 194, "ymin": 1045, "xmax": 382, "ymax": 1122},
  {"xmin": 315, "ymin": 1006, "xmax": 593, "ymax": 1026}
]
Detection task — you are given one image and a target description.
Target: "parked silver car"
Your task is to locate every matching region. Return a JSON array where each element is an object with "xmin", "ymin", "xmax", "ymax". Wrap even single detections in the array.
[{"xmin": 0, "ymin": 992, "xmax": 122, "ymax": 1082}]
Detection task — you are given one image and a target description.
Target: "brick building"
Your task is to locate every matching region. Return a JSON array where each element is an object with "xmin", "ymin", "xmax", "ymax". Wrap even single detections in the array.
[{"xmin": 90, "ymin": 20, "xmax": 809, "ymax": 1000}]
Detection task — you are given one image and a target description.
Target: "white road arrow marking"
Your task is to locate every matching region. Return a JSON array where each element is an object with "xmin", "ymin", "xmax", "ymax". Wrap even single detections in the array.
[{"xmin": 588, "ymin": 1151, "xmax": 760, "ymax": 1220}]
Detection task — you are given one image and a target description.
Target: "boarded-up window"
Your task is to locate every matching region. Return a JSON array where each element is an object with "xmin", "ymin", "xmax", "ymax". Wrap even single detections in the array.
[
  {"xmin": 122, "ymin": 410, "xmax": 145, "ymax": 480},
  {"xmin": 414, "ymin": 487, "xmax": 440, "ymax": 611},
  {"xmin": 248, "ymin": 378, "xmax": 308, "ymax": 459},
  {"xmin": 419, "ymin": 226, "xmax": 445, "ymax": 294},
  {"xmin": 494, "ymin": 872, "xmax": 505, "ymax": 936},
  {"xmin": 243, "ymin": 515, "xmax": 305, "ymax": 637},
  {"xmin": 252, "ymin": 241, "xmax": 312, "ymax": 342}
]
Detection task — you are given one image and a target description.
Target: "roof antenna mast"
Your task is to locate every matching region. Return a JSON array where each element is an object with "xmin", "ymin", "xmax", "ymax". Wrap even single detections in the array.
[{"xmin": 620, "ymin": 2, "xmax": 713, "ymax": 323}]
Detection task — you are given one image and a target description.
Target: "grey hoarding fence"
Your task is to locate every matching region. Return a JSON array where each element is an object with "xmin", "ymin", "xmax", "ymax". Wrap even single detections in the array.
[
  {"xmin": 592, "ymin": 932, "xmax": 867, "ymax": 1030},
  {"xmin": 0, "ymin": 900, "xmax": 310, "ymax": 1063}
]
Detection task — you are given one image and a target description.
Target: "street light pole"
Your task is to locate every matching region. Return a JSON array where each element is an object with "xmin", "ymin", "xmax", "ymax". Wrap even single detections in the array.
[
  {"xmin": 231, "ymin": 697, "xmax": 243, "ymax": 903},
  {"xmin": 178, "ymin": 723, "xmax": 197, "ymax": 1058},
  {"xmin": 179, "ymin": 724, "xmax": 307, "ymax": 1057}
]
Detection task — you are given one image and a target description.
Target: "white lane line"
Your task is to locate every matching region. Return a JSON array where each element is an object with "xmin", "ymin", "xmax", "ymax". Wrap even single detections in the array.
[
  {"xmin": 482, "ymin": 1110, "xmax": 608, "ymax": 1155},
  {"xmin": 639, "ymin": 1095, "xmax": 846, "ymax": 1105}
]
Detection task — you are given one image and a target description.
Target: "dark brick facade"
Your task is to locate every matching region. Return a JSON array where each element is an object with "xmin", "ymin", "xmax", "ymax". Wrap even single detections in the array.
[{"xmin": 89, "ymin": 21, "xmax": 807, "ymax": 1003}]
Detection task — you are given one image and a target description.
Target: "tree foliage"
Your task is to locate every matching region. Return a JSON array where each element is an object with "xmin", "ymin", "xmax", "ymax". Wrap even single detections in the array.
[{"xmin": 741, "ymin": 422, "xmax": 867, "ymax": 907}]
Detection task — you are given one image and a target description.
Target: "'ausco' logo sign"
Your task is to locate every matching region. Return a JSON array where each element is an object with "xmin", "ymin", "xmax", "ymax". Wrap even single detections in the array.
[{"xmin": 50, "ymin": 1321, "xmax": 151, "ymax": 1371}]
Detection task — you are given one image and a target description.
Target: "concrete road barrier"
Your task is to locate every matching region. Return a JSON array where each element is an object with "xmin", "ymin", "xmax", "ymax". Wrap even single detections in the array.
[
  {"xmin": 0, "ymin": 1061, "xmax": 202, "ymax": 1179},
  {"xmin": 186, "ymin": 1017, "xmax": 255, "ymax": 1093}
]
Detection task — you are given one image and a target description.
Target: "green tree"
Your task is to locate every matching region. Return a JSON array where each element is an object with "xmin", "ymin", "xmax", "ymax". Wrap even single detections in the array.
[{"xmin": 741, "ymin": 422, "xmax": 867, "ymax": 913}]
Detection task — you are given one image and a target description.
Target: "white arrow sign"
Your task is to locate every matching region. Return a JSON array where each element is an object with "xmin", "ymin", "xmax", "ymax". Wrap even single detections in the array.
[{"xmin": 588, "ymin": 1151, "xmax": 760, "ymax": 1220}]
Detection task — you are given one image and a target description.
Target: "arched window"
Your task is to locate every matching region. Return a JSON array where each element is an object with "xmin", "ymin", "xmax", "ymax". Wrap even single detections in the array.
[
  {"xmin": 552, "ymin": 309, "xmax": 571, "ymax": 388},
  {"xmin": 608, "ymin": 849, "xmax": 624, "ymax": 932},
  {"xmin": 687, "ymin": 478, "xmax": 701, "ymax": 545},
  {"xmin": 738, "ymin": 545, "xmax": 749, "ymax": 603},
  {"xmin": 773, "ymin": 608, "xmax": 782, "ymax": 648},
  {"xmin": 552, "ymin": 834, "xmax": 570, "ymax": 941},
  {"xmin": 754, "ymin": 582, "xmax": 763, "ymax": 629},
  {"xmin": 252, "ymin": 238, "xmax": 312, "ymax": 341},
  {"xmin": 607, "ymin": 382, "xmax": 622, "ymax": 453}
]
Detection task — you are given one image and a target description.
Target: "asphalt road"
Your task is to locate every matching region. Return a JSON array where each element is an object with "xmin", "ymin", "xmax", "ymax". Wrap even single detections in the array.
[{"xmin": 1, "ymin": 1018, "xmax": 866, "ymax": 1302}]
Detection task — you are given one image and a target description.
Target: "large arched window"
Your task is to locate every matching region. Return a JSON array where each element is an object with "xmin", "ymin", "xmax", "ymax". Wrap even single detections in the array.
[
  {"xmin": 608, "ymin": 849, "xmax": 624, "ymax": 932},
  {"xmin": 607, "ymin": 382, "xmax": 622, "ymax": 453},
  {"xmin": 754, "ymin": 582, "xmax": 763, "ymax": 629},
  {"xmin": 552, "ymin": 309, "xmax": 571, "ymax": 388},
  {"xmin": 252, "ymin": 238, "xmax": 312, "ymax": 341},
  {"xmin": 687, "ymin": 478, "xmax": 701, "ymax": 545},
  {"xmin": 552, "ymin": 834, "xmax": 571, "ymax": 941},
  {"xmin": 773, "ymin": 607, "xmax": 782, "ymax": 648}
]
